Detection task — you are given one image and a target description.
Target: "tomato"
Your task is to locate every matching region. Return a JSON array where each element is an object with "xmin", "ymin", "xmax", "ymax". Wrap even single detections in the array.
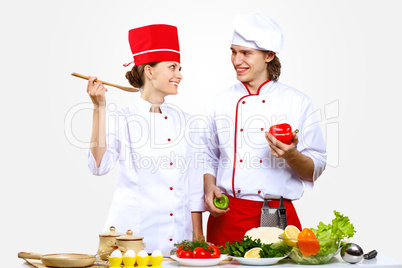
[
  {"xmin": 193, "ymin": 247, "xmax": 211, "ymax": 258},
  {"xmin": 176, "ymin": 244, "xmax": 185, "ymax": 254},
  {"xmin": 208, "ymin": 245, "xmax": 221, "ymax": 258},
  {"xmin": 177, "ymin": 250, "xmax": 193, "ymax": 258},
  {"xmin": 297, "ymin": 228, "xmax": 321, "ymax": 257}
]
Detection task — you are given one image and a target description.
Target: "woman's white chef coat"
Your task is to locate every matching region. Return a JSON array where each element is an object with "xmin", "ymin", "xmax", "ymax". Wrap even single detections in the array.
[
  {"xmin": 201, "ymin": 81, "xmax": 326, "ymax": 201},
  {"xmin": 88, "ymin": 95, "xmax": 205, "ymax": 254}
]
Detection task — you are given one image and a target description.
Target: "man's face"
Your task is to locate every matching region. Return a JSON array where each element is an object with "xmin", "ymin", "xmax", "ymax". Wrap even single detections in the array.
[{"xmin": 230, "ymin": 45, "xmax": 270, "ymax": 84}]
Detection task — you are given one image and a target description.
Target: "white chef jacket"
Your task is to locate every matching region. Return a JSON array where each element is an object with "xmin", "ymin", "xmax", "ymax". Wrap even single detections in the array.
[
  {"xmin": 88, "ymin": 95, "xmax": 205, "ymax": 254},
  {"xmin": 201, "ymin": 80, "xmax": 326, "ymax": 201}
]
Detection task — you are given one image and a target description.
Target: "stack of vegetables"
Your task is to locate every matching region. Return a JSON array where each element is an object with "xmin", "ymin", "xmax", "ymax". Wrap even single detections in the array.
[
  {"xmin": 282, "ymin": 210, "xmax": 356, "ymax": 264},
  {"xmin": 172, "ymin": 210, "xmax": 355, "ymax": 265},
  {"xmin": 172, "ymin": 240, "xmax": 221, "ymax": 259}
]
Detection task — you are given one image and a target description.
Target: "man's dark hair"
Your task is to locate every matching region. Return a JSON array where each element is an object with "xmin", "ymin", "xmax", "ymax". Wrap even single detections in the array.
[{"xmin": 267, "ymin": 55, "xmax": 281, "ymax": 82}]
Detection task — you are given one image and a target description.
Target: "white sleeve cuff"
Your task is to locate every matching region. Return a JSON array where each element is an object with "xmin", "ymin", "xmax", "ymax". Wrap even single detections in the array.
[
  {"xmin": 190, "ymin": 200, "xmax": 206, "ymax": 212},
  {"xmin": 87, "ymin": 149, "xmax": 116, "ymax": 176},
  {"xmin": 303, "ymin": 151, "xmax": 326, "ymax": 189},
  {"xmin": 203, "ymin": 168, "xmax": 217, "ymax": 178}
]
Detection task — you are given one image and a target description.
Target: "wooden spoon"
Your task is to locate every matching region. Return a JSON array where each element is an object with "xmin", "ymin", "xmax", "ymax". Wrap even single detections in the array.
[{"xmin": 71, "ymin": 72, "xmax": 139, "ymax": 92}]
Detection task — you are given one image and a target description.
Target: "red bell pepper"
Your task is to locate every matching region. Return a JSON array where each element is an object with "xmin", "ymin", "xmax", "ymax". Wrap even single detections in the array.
[{"xmin": 268, "ymin": 123, "xmax": 298, "ymax": 145}]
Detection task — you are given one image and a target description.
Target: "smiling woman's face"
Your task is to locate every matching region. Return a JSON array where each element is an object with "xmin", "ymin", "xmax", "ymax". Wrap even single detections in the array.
[{"xmin": 148, "ymin": 61, "xmax": 183, "ymax": 96}]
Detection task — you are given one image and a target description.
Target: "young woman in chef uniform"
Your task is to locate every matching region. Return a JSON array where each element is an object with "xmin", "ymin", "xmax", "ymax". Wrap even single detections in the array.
[
  {"xmin": 86, "ymin": 24, "xmax": 205, "ymax": 254},
  {"xmin": 202, "ymin": 13, "xmax": 327, "ymax": 246}
]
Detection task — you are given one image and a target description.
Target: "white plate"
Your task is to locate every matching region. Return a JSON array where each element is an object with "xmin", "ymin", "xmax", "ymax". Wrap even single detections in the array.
[
  {"xmin": 170, "ymin": 254, "xmax": 228, "ymax": 266},
  {"xmin": 231, "ymin": 255, "xmax": 288, "ymax": 266}
]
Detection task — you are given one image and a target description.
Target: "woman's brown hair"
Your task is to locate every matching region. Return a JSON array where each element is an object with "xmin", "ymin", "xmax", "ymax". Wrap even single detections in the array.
[
  {"xmin": 125, "ymin": 62, "xmax": 159, "ymax": 88},
  {"xmin": 267, "ymin": 55, "xmax": 281, "ymax": 82}
]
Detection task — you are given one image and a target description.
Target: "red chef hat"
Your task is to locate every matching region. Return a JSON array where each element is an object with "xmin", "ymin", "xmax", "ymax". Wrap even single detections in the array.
[{"xmin": 125, "ymin": 24, "xmax": 180, "ymax": 67}]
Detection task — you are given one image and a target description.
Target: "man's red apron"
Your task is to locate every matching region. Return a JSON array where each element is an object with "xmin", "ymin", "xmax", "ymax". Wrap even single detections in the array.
[{"xmin": 206, "ymin": 196, "xmax": 302, "ymax": 247}]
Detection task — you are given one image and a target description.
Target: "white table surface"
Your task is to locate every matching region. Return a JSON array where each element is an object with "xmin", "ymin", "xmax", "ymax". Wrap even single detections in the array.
[{"xmin": 17, "ymin": 254, "xmax": 402, "ymax": 268}]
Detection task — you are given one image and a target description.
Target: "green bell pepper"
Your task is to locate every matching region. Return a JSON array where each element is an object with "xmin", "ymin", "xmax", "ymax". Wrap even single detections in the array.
[{"xmin": 213, "ymin": 194, "xmax": 229, "ymax": 209}]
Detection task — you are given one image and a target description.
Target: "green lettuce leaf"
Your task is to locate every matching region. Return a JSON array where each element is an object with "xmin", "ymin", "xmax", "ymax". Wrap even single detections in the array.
[{"xmin": 311, "ymin": 210, "xmax": 356, "ymax": 240}]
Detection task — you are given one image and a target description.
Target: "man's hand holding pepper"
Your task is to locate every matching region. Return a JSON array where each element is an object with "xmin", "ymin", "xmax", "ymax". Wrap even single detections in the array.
[
  {"xmin": 265, "ymin": 131, "xmax": 315, "ymax": 182},
  {"xmin": 265, "ymin": 131, "xmax": 299, "ymax": 159},
  {"xmin": 204, "ymin": 173, "xmax": 230, "ymax": 217}
]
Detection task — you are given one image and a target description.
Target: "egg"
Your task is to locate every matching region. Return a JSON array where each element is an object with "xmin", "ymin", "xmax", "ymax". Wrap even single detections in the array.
[
  {"xmin": 124, "ymin": 249, "xmax": 136, "ymax": 257},
  {"xmin": 151, "ymin": 250, "xmax": 162, "ymax": 257},
  {"xmin": 110, "ymin": 249, "xmax": 122, "ymax": 258},
  {"xmin": 137, "ymin": 250, "xmax": 148, "ymax": 257}
]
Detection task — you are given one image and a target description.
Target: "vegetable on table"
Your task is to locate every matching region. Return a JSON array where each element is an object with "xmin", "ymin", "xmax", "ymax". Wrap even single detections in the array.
[
  {"xmin": 177, "ymin": 249, "xmax": 193, "ymax": 258},
  {"xmin": 193, "ymin": 247, "xmax": 211, "ymax": 258},
  {"xmin": 311, "ymin": 210, "xmax": 356, "ymax": 240},
  {"xmin": 287, "ymin": 210, "xmax": 356, "ymax": 265},
  {"xmin": 297, "ymin": 228, "xmax": 320, "ymax": 257},
  {"xmin": 208, "ymin": 245, "xmax": 221, "ymax": 258},
  {"xmin": 172, "ymin": 240, "xmax": 221, "ymax": 259},
  {"xmin": 176, "ymin": 244, "xmax": 187, "ymax": 255},
  {"xmin": 268, "ymin": 123, "xmax": 298, "ymax": 145},
  {"xmin": 213, "ymin": 194, "xmax": 229, "ymax": 209},
  {"xmin": 221, "ymin": 236, "xmax": 291, "ymax": 258}
]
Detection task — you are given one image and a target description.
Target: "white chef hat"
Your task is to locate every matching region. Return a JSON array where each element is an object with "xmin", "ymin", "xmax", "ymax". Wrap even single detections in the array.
[{"xmin": 232, "ymin": 12, "xmax": 284, "ymax": 54}]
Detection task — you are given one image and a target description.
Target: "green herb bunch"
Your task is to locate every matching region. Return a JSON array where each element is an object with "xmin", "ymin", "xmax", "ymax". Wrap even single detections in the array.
[
  {"xmin": 170, "ymin": 239, "xmax": 212, "ymax": 255},
  {"xmin": 220, "ymin": 236, "xmax": 291, "ymax": 258}
]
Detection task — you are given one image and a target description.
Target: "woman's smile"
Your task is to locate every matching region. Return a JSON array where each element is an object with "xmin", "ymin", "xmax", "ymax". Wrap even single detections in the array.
[{"xmin": 170, "ymin": 81, "xmax": 180, "ymax": 87}]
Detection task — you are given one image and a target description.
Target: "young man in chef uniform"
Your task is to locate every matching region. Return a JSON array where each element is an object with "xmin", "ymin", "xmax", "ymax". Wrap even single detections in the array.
[{"xmin": 201, "ymin": 13, "xmax": 327, "ymax": 246}]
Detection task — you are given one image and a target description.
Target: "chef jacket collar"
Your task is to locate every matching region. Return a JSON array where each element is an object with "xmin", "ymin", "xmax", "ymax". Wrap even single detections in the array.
[
  {"xmin": 241, "ymin": 79, "xmax": 272, "ymax": 95},
  {"xmin": 137, "ymin": 95, "xmax": 169, "ymax": 114}
]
